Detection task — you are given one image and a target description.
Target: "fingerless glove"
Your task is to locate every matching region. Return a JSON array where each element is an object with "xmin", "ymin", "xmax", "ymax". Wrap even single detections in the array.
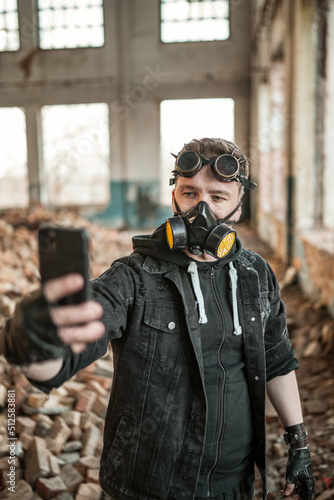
[{"xmin": 0, "ymin": 290, "xmax": 72, "ymax": 365}]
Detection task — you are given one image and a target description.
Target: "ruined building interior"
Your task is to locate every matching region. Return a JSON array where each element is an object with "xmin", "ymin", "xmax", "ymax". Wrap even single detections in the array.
[{"xmin": 0, "ymin": 0, "xmax": 334, "ymax": 499}]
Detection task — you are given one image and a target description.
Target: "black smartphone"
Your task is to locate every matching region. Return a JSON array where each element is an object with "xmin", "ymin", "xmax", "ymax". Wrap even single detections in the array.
[{"xmin": 38, "ymin": 226, "xmax": 91, "ymax": 305}]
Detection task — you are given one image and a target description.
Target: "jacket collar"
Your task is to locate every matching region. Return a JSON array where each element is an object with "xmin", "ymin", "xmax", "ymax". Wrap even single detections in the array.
[{"xmin": 142, "ymin": 255, "xmax": 178, "ymax": 275}]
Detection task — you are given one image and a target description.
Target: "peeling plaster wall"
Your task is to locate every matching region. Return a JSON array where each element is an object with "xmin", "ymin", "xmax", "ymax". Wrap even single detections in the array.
[{"xmin": 250, "ymin": 0, "xmax": 334, "ymax": 318}]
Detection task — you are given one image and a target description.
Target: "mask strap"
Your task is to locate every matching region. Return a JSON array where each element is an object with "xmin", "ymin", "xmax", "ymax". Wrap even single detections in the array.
[
  {"xmin": 173, "ymin": 197, "xmax": 184, "ymax": 216},
  {"xmin": 218, "ymin": 200, "xmax": 242, "ymax": 225}
]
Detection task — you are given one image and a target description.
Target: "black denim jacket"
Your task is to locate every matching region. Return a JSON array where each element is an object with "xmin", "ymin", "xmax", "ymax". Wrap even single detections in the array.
[{"xmin": 25, "ymin": 244, "xmax": 298, "ymax": 500}]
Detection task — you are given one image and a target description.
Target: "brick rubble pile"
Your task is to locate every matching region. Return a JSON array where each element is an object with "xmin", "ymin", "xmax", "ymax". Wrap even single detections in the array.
[{"xmin": 0, "ymin": 208, "xmax": 333, "ymax": 499}]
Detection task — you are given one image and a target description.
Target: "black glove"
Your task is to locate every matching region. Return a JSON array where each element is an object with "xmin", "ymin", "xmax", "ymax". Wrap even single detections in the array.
[
  {"xmin": 0, "ymin": 290, "xmax": 72, "ymax": 365},
  {"xmin": 285, "ymin": 448, "xmax": 315, "ymax": 500}
]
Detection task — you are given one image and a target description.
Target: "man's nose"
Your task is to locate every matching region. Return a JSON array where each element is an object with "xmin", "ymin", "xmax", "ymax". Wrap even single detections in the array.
[{"xmin": 197, "ymin": 193, "xmax": 210, "ymax": 204}]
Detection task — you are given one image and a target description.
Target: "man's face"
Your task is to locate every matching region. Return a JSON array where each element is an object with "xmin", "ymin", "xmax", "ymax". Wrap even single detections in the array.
[{"xmin": 172, "ymin": 164, "xmax": 242, "ymax": 261}]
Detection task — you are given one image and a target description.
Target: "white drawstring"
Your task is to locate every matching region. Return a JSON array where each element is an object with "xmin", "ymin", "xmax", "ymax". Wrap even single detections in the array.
[
  {"xmin": 229, "ymin": 262, "xmax": 242, "ymax": 336},
  {"xmin": 187, "ymin": 262, "xmax": 208, "ymax": 324}
]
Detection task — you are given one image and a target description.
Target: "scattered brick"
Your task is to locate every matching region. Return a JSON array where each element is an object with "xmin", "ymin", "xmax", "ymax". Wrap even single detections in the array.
[
  {"xmin": 48, "ymin": 453, "xmax": 61, "ymax": 477},
  {"xmin": 53, "ymin": 493, "xmax": 74, "ymax": 500},
  {"xmin": 76, "ymin": 372, "xmax": 112, "ymax": 391},
  {"xmin": 27, "ymin": 393, "xmax": 48, "ymax": 408},
  {"xmin": 92, "ymin": 396, "xmax": 108, "ymax": 418},
  {"xmin": 60, "ymin": 464, "xmax": 84, "ymax": 493},
  {"xmin": 75, "ymin": 482, "xmax": 102, "ymax": 500},
  {"xmin": 16, "ymin": 416, "xmax": 37, "ymax": 436},
  {"xmin": 24, "ymin": 437, "xmax": 51, "ymax": 486},
  {"xmin": 81, "ymin": 412, "xmax": 104, "ymax": 433},
  {"xmin": 61, "ymin": 411, "xmax": 82, "ymax": 428},
  {"xmin": 34, "ymin": 415, "xmax": 54, "ymax": 438},
  {"xmin": 86, "ymin": 468, "xmax": 99, "ymax": 485},
  {"xmin": 57, "ymin": 452, "xmax": 81, "ymax": 467},
  {"xmin": 62, "ymin": 381, "xmax": 86, "ymax": 397},
  {"xmin": 81, "ymin": 425, "xmax": 101, "ymax": 457},
  {"xmin": 62, "ymin": 440, "xmax": 82, "ymax": 453},
  {"xmin": 74, "ymin": 456, "xmax": 100, "ymax": 478},
  {"xmin": 74, "ymin": 391, "xmax": 97, "ymax": 413},
  {"xmin": 85, "ymin": 380, "xmax": 107, "ymax": 398},
  {"xmin": 45, "ymin": 417, "xmax": 72, "ymax": 455},
  {"xmin": 68, "ymin": 425, "xmax": 83, "ymax": 442},
  {"xmin": 35, "ymin": 476, "xmax": 67, "ymax": 500},
  {"xmin": 18, "ymin": 432, "xmax": 34, "ymax": 451}
]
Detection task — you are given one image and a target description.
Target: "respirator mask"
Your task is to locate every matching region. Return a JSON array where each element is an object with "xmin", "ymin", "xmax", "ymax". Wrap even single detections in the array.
[
  {"xmin": 166, "ymin": 199, "xmax": 241, "ymax": 259},
  {"xmin": 166, "ymin": 149, "xmax": 257, "ymax": 259}
]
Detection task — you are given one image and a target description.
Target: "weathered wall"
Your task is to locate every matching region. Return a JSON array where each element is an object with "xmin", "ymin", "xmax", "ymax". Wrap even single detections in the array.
[{"xmin": 250, "ymin": 0, "xmax": 334, "ymax": 317}]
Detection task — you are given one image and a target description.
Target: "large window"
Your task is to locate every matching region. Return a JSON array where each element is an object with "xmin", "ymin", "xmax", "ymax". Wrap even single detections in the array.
[
  {"xmin": 160, "ymin": 0, "xmax": 229, "ymax": 43},
  {"xmin": 41, "ymin": 103, "xmax": 110, "ymax": 206},
  {"xmin": 160, "ymin": 98, "xmax": 234, "ymax": 205},
  {"xmin": 38, "ymin": 0, "xmax": 105, "ymax": 50},
  {"xmin": 0, "ymin": 0, "xmax": 20, "ymax": 51},
  {"xmin": 0, "ymin": 108, "xmax": 28, "ymax": 209}
]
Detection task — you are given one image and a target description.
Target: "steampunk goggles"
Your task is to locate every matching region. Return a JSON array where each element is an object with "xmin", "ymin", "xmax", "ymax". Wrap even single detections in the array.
[{"xmin": 170, "ymin": 150, "xmax": 257, "ymax": 191}]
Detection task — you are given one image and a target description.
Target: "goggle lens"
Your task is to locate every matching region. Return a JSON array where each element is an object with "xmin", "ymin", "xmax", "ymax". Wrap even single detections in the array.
[
  {"xmin": 176, "ymin": 151, "xmax": 200, "ymax": 175},
  {"xmin": 215, "ymin": 155, "xmax": 239, "ymax": 179}
]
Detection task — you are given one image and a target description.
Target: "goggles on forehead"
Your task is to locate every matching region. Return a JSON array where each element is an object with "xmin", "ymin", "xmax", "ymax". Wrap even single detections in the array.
[{"xmin": 169, "ymin": 150, "xmax": 257, "ymax": 191}]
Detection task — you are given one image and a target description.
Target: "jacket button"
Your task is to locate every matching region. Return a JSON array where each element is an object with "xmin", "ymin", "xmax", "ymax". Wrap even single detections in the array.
[
  {"xmin": 255, "ymin": 376, "xmax": 259, "ymax": 381},
  {"xmin": 168, "ymin": 321, "xmax": 176, "ymax": 331},
  {"xmin": 251, "ymin": 317, "xmax": 256, "ymax": 322}
]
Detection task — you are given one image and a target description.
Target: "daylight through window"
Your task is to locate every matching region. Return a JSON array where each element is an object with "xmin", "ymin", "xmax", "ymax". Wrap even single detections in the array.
[
  {"xmin": 0, "ymin": 0, "xmax": 20, "ymax": 51},
  {"xmin": 38, "ymin": 0, "xmax": 105, "ymax": 50},
  {"xmin": 160, "ymin": 0, "xmax": 229, "ymax": 43}
]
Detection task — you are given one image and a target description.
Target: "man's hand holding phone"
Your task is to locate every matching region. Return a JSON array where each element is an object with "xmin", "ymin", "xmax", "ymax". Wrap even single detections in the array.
[
  {"xmin": 43, "ymin": 272, "xmax": 105, "ymax": 354},
  {"xmin": 0, "ymin": 227, "xmax": 106, "ymax": 368}
]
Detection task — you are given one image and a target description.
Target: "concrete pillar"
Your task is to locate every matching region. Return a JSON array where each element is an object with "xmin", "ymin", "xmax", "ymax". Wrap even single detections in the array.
[{"xmin": 25, "ymin": 105, "xmax": 45, "ymax": 205}]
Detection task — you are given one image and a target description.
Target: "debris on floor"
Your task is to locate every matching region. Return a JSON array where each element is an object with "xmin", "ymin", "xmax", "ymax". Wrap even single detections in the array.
[{"xmin": 0, "ymin": 208, "xmax": 333, "ymax": 499}]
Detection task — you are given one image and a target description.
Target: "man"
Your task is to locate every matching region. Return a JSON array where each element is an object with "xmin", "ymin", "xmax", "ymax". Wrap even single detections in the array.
[{"xmin": 1, "ymin": 138, "xmax": 314, "ymax": 500}]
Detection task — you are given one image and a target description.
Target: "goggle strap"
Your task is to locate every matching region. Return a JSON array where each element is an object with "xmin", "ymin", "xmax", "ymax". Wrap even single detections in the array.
[{"xmin": 240, "ymin": 176, "xmax": 257, "ymax": 191}]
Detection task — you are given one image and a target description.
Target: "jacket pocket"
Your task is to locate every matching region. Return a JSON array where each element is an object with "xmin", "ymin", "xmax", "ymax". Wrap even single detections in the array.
[
  {"xmin": 106, "ymin": 414, "xmax": 135, "ymax": 483},
  {"xmin": 141, "ymin": 301, "xmax": 187, "ymax": 369}
]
